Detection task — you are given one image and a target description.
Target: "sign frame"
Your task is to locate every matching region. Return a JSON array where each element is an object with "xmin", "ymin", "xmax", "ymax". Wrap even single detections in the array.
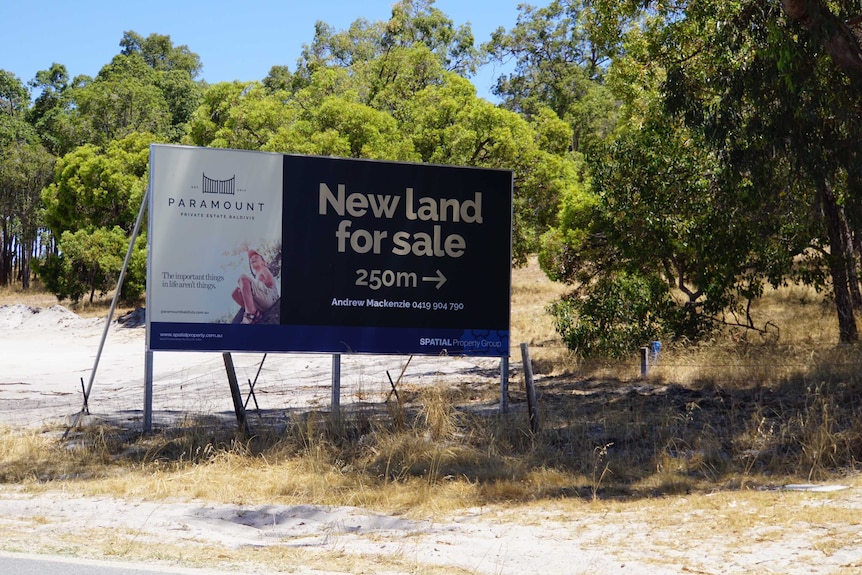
[{"xmin": 146, "ymin": 145, "xmax": 513, "ymax": 357}]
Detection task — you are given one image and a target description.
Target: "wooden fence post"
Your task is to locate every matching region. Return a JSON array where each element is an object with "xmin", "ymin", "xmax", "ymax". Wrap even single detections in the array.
[
  {"xmin": 520, "ymin": 343, "xmax": 539, "ymax": 434},
  {"xmin": 640, "ymin": 346, "xmax": 649, "ymax": 377}
]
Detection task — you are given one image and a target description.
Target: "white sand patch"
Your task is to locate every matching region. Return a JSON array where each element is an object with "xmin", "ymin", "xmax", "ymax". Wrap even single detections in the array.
[{"xmin": 1, "ymin": 485, "xmax": 861, "ymax": 575}]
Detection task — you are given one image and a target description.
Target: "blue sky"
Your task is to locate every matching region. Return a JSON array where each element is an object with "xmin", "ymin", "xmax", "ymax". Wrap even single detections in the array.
[{"xmin": 0, "ymin": 0, "xmax": 523, "ymax": 102}]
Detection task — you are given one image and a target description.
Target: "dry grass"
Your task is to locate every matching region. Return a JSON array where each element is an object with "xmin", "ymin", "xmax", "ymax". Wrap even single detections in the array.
[
  {"xmin": 508, "ymin": 257, "xmax": 574, "ymax": 373},
  {"xmin": 0, "ymin": 282, "xmax": 139, "ymax": 319},
  {"xmin": 3, "ymin": 259, "xmax": 862, "ymax": 571},
  {"xmin": 0, "ymin": 282, "xmax": 58, "ymax": 309}
]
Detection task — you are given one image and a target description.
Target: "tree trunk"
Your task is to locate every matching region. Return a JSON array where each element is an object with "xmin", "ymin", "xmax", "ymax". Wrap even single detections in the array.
[
  {"xmin": 819, "ymin": 181, "xmax": 859, "ymax": 342},
  {"xmin": 781, "ymin": 0, "xmax": 862, "ymax": 87},
  {"xmin": 0, "ymin": 217, "xmax": 10, "ymax": 286},
  {"xmin": 848, "ymin": 258, "xmax": 862, "ymax": 308},
  {"xmin": 21, "ymin": 237, "xmax": 33, "ymax": 290},
  {"xmin": 851, "ymin": 231, "xmax": 862, "ymax": 307},
  {"xmin": 88, "ymin": 266, "xmax": 97, "ymax": 303}
]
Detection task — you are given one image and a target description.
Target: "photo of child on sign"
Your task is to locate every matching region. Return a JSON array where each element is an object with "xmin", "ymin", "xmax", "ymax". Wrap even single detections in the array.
[{"xmin": 231, "ymin": 245, "xmax": 281, "ymax": 325}]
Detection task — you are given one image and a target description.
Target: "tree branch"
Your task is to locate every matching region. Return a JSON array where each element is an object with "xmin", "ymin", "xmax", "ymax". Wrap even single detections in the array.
[{"xmin": 780, "ymin": 0, "xmax": 862, "ymax": 86}]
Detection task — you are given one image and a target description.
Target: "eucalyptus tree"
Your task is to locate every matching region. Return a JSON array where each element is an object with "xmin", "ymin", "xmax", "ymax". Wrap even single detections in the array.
[
  {"xmin": 12, "ymin": 32, "xmax": 201, "ymax": 297},
  {"xmin": 295, "ymin": 0, "xmax": 481, "ymax": 85},
  {"xmin": 297, "ymin": 1, "xmax": 582, "ymax": 261},
  {"xmin": 40, "ymin": 32, "xmax": 204, "ymax": 148},
  {"xmin": 0, "ymin": 143, "xmax": 54, "ymax": 288},
  {"xmin": 262, "ymin": 65, "xmax": 293, "ymax": 93},
  {"xmin": 564, "ymin": 0, "xmax": 862, "ymax": 344},
  {"xmin": 0, "ymin": 70, "xmax": 34, "ymax": 145},
  {"xmin": 380, "ymin": 0, "xmax": 481, "ymax": 75},
  {"xmin": 536, "ymin": 39, "xmax": 738, "ymax": 354},
  {"xmin": 779, "ymin": 0, "xmax": 862, "ymax": 86},
  {"xmin": 650, "ymin": 0, "xmax": 862, "ymax": 343},
  {"xmin": 185, "ymin": 77, "xmax": 419, "ymax": 161},
  {"xmin": 402, "ymin": 73, "xmax": 582, "ymax": 261},
  {"xmin": 26, "ymin": 63, "xmax": 82, "ymax": 157},
  {"xmin": 0, "ymin": 70, "xmax": 43, "ymax": 287},
  {"xmin": 484, "ymin": 0, "xmax": 619, "ymax": 155},
  {"xmin": 74, "ymin": 52, "xmax": 172, "ymax": 146},
  {"xmin": 183, "ymin": 3, "xmax": 583, "ymax": 264},
  {"xmin": 184, "ymin": 80, "xmax": 256, "ymax": 148},
  {"xmin": 291, "ymin": 0, "xmax": 482, "ymax": 120},
  {"xmin": 119, "ymin": 31, "xmax": 203, "ymax": 78},
  {"xmin": 39, "ymin": 132, "xmax": 153, "ymax": 302},
  {"xmin": 119, "ymin": 31, "xmax": 204, "ymax": 139},
  {"xmin": 185, "ymin": 80, "xmax": 291, "ymax": 150}
]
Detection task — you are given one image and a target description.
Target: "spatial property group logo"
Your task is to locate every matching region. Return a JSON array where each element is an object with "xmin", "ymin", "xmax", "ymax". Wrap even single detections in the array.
[{"xmin": 167, "ymin": 172, "xmax": 267, "ymax": 221}]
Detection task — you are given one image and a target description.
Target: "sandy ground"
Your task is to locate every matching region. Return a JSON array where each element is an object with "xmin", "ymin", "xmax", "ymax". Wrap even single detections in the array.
[
  {"xmin": 2, "ymin": 304, "xmax": 862, "ymax": 575},
  {"xmin": 0, "ymin": 303, "xmax": 505, "ymax": 429}
]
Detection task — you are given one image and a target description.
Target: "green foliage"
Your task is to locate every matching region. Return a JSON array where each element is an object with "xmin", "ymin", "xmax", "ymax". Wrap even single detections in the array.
[
  {"xmin": 155, "ymin": 69, "xmax": 203, "ymax": 141},
  {"xmin": 0, "ymin": 70, "xmax": 37, "ymax": 146},
  {"xmin": 39, "ymin": 132, "xmax": 151, "ymax": 302},
  {"xmin": 119, "ymin": 30, "xmax": 203, "ymax": 78},
  {"xmin": 0, "ymin": 70, "xmax": 30, "ymax": 118},
  {"xmin": 364, "ymin": 45, "xmax": 448, "ymax": 116},
  {"xmin": 383, "ymin": 0, "xmax": 480, "ymax": 75},
  {"xmin": 262, "ymin": 65, "xmax": 293, "ymax": 93},
  {"xmin": 540, "ymin": 93, "xmax": 804, "ymax": 351},
  {"xmin": 184, "ymin": 81, "xmax": 254, "ymax": 147},
  {"xmin": 74, "ymin": 54, "xmax": 171, "ymax": 145},
  {"xmin": 185, "ymin": 81, "xmax": 295, "ymax": 150},
  {"xmin": 537, "ymin": 184, "xmax": 600, "ymax": 283},
  {"xmin": 296, "ymin": 0, "xmax": 480, "ymax": 81},
  {"xmin": 405, "ymin": 75, "xmax": 584, "ymax": 260},
  {"xmin": 187, "ymin": 60, "xmax": 582, "ymax": 264},
  {"xmin": 641, "ymin": 0, "xmax": 862, "ymax": 342},
  {"xmin": 0, "ymin": 142, "xmax": 54, "ymax": 286},
  {"xmin": 36, "ymin": 226, "xmax": 131, "ymax": 303},
  {"xmin": 42, "ymin": 132, "xmax": 151, "ymax": 234},
  {"xmin": 538, "ymin": 0, "xmax": 862, "ymax": 352},
  {"xmin": 484, "ymin": 0, "xmax": 618, "ymax": 154},
  {"xmin": 37, "ymin": 225, "xmax": 145, "ymax": 304},
  {"xmin": 301, "ymin": 97, "xmax": 417, "ymax": 160},
  {"xmin": 0, "ymin": 72, "xmax": 53, "ymax": 287},
  {"xmin": 31, "ymin": 33, "xmax": 204, "ymax": 149},
  {"xmin": 19, "ymin": 5, "xmax": 588, "ymax": 297},
  {"xmin": 27, "ymin": 63, "xmax": 81, "ymax": 156},
  {"xmin": 548, "ymin": 272, "xmax": 674, "ymax": 359},
  {"xmin": 122, "ymin": 232, "xmax": 147, "ymax": 302}
]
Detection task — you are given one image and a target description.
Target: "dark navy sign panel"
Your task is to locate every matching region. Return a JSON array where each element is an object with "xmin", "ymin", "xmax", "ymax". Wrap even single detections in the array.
[
  {"xmin": 148, "ymin": 147, "xmax": 512, "ymax": 357},
  {"xmin": 280, "ymin": 155, "xmax": 512, "ymax": 331}
]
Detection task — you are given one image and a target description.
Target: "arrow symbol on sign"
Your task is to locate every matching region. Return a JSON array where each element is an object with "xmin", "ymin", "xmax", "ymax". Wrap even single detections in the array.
[{"xmin": 422, "ymin": 269, "xmax": 447, "ymax": 289}]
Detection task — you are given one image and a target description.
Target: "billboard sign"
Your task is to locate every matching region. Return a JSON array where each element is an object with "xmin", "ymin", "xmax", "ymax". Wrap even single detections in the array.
[{"xmin": 147, "ymin": 145, "xmax": 512, "ymax": 356}]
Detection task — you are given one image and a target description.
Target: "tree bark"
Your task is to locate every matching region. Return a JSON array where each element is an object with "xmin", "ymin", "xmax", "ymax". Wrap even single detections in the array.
[
  {"xmin": 0, "ymin": 217, "xmax": 10, "ymax": 286},
  {"xmin": 851, "ymin": 231, "xmax": 862, "ymax": 308},
  {"xmin": 21, "ymin": 237, "xmax": 33, "ymax": 290},
  {"xmin": 818, "ymin": 180, "xmax": 859, "ymax": 342},
  {"xmin": 781, "ymin": 0, "xmax": 862, "ymax": 87}
]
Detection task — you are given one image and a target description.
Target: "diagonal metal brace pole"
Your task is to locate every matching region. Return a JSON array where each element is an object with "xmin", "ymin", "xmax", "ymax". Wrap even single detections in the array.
[
  {"xmin": 385, "ymin": 355, "xmax": 413, "ymax": 403},
  {"xmin": 244, "ymin": 353, "xmax": 267, "ymax": 414},
  {"xmin": 63, "ymin": 186, "xmax": 148, "ymax": 439},
  {"xmin": 80, "ymin": 377, "xmax": 90, "ymax": 415}
]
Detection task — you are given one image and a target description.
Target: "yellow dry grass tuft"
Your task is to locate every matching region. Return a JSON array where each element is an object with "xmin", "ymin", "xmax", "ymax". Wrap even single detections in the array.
[
  {"xmin": 0, "ymin": 283, "xmax": 137, "ymax": 319},
  {"xmin": 509, "ymin": 257, "xmax": 574, "ymax": 374}
]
